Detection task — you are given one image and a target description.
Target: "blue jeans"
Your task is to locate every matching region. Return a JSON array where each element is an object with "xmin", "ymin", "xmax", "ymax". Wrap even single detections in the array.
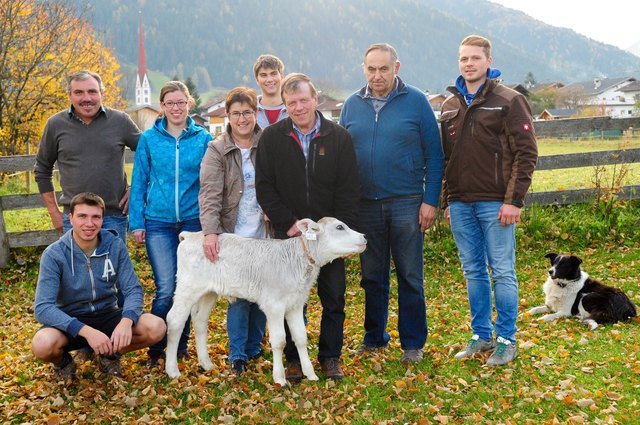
[
  {"xmin": 63, "ymin": 213, "xmax": 129, "ymax": 246},
  {"xmin": 449, "ymin": 201, "xmax": 518, "ymax": 343},
  {"xmin": 359, "ymin": 196, "xmax": 427, "ymax": 350},
  {"xmin": 145, "ymin": 218, "xmax": 201, "ymax": 357},
  {"xmin": 227, "ymin": 299, "xmax": 266, "ymax": 362}
]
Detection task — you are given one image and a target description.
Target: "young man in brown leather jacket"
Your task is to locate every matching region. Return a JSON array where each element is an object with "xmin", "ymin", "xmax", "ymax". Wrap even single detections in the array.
[{"xmin": 440, "ymin": 35, "xmax": 538, "ymax": 367}]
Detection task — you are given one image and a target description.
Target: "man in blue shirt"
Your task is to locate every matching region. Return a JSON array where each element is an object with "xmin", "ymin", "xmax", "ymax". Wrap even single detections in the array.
[{"xmin": 340, "ymin": 43, "xmax": 444, "ymax": 363}]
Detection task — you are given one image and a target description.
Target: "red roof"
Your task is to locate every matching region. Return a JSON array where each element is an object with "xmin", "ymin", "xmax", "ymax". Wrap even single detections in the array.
[
  {"xmin": 137, "ymin": 13, "xmax": 147, "ymax": 81},
  {"xmin": 206, "ymin": 105, "xmax": 226, "ymax": 118}
]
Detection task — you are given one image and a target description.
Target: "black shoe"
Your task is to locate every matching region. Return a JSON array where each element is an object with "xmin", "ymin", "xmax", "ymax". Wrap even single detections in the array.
[
  {"xmin": 231, "ymin": 359, "xmax": 246, "ymax": 376},
  {"xmin": 248, "ymin": 349, "xmax": 264, "ymax": 361},
  {"xmin": 146, "ymin": 355, "xmax": 163, "ymax": 369}
]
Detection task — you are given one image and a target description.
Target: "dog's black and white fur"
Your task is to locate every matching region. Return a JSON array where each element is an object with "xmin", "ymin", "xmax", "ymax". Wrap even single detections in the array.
[{"xmin": 528, "ymin": 253, "xmax": 637, "ymax": 330}]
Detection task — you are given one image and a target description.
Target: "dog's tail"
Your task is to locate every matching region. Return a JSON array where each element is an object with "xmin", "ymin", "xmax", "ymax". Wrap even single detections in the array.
[{"xmin": 611, "ymin": 293, "xmax": 637, "ymax": 321}]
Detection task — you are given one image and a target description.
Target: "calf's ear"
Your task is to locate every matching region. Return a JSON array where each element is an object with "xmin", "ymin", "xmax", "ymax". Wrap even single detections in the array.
[{"xmin": 296, "ymin": 218, "xmax": 317, "ymax": 233}]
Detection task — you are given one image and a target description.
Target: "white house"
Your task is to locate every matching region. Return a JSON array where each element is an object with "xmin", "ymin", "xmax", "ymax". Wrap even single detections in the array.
[
  {"xmin": 201, "ymin": 98, "xmax": 226, "ymax": 134},
  {"xmin": 557, "ymin": 77, "xmax": 637, "ymax": 118},
  {"xmin": 619, "ymin": 81, "xmax": 640, "ymax": 117}
]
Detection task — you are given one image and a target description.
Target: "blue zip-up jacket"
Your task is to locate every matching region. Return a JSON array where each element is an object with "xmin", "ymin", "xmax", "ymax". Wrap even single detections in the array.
[
  {"xmin": 339, "ymin": 77, "xmax": 444, "ymax": 206},
  {"xmin": 34, "ymin": 229, "xmax": 143, "ymax": 337},
  {"xmin": 129, "ymin": 116, "xmax": 212, "ymax": 231}
]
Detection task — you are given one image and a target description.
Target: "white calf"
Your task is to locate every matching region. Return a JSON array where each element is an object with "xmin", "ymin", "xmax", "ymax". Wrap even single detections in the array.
[{"xmin": 165, "ymin": 217, "xmax": 366, "ymax": 386}]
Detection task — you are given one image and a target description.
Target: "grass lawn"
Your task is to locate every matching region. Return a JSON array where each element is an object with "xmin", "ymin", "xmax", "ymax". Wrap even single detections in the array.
[{"xmin": 1, "ymin": 138, "xmax": 640, "ymax": 423}]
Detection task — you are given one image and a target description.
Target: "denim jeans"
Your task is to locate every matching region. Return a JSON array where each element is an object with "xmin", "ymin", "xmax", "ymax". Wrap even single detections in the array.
[
  {"xmin": 449, "ymin": 201, "xmax": 518, "ymax": 343},
  {"xmin": 145, "ymin": 218, "xmax": 201, "ymax": 357},
  {"xmin": 63, "ymin": 213, "xmax": 129, "ymax": 246},
  {"xmin": 359, "ymin": 195, "xmax": 427, "ymax": 350},
  {"xmin": 227, "ymin": 299, "xmax": 266, "ymax": 362}
]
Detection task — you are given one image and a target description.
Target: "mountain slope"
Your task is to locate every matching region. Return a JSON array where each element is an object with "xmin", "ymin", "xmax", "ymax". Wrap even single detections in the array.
[{"xmin": 83, "ymin": 0, "xmax": 640, "ymax": 93}]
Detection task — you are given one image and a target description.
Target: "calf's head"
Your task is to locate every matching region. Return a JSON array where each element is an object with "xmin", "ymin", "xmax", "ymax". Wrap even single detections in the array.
[{"xmin": 297, "ymin": 218, "xmax": 367, "ymax": 265}]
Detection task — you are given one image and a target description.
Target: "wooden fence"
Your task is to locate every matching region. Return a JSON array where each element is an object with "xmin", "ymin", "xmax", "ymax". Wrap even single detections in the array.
[{"xmin": 1, "ymin": 148, "xmax": 640, "ymax": 267}]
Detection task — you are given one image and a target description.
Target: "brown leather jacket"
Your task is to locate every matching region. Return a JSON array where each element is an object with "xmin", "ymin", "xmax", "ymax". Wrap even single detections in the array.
[
  {"xmin": 198, "ymin": 127, "xmax": 263, "ymax": 235},
  {"xmin": 440, "ymin": 79, "xmax": 538, "ymax": 208}
]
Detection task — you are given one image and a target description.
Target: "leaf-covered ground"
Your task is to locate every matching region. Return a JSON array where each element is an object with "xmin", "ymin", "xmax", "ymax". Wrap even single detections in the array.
[{"xmin": 2, "ymin": 205, "xmax": 640, "ymax": 424}]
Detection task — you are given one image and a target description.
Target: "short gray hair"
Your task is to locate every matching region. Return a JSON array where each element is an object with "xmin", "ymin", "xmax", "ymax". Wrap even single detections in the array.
[
  {"xmin": 363, "ymin": 43, "xmax": 398, "ymax": 63},
  {"xmin": 67, "ymin": 70, "xmax": 104, "ymax": 94}
]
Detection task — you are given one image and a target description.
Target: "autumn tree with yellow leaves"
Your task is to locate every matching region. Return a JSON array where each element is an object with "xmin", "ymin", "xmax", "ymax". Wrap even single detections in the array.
[{"xmin": 0, "ymin": 0, "xmax": 125, "ymax": 156}]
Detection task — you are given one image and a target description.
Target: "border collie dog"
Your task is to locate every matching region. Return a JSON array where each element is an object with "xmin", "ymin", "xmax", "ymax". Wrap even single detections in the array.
[{"xmin": 528, "ymin": 253, "xmax": 637, "ymax": 330}]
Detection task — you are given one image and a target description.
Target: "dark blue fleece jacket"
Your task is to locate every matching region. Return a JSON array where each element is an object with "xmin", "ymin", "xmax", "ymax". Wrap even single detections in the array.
[{"xmin": 339, "ymin": 77, "xmax": 444, "ymax": 206}]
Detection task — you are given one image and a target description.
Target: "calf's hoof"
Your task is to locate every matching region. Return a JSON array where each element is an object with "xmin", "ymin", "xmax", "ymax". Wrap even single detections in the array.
[{"xmin": 166, "ymin": 365, "xmax": 181, "ymax": 379}]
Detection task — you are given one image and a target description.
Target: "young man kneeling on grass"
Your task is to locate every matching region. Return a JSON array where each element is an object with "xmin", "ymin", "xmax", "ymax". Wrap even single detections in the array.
[{"xmin": 31, "ymin": 192, "xmax": 166, "ymax": 381}]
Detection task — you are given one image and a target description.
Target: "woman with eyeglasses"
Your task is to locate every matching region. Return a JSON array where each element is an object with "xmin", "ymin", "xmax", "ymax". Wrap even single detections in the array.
[
  {"xmin": 129, "ymin": 81, "xmax": 212, "ymax": 368},
  {"xmin": 198, "ymin": 87, "xmax": 268, "ymax": 376}
]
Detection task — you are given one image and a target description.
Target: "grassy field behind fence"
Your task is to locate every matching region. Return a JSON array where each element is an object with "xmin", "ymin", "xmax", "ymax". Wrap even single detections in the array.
[{"xmin": 1, "ymin": 137, "xmax": 639, "ymax": 424}]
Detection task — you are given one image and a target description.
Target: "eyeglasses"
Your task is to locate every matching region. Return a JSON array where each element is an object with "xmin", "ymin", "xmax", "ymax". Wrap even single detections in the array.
[
  {"xmin": 163, "ymin": 100, "xmax": 188, "ymax": 109},
  {"xmin": 229, "ymin": 110, "xmax": 255, "ymax": 120}
]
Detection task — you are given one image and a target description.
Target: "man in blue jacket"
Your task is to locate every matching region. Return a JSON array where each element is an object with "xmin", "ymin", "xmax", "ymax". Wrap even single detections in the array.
[
  {"xmin": 340, "ymin": 43, "xmax": 444, "ymax": 363},
  {"xmin": 31, "ymin": 193, "xmax": 165, "ymax": 382}
]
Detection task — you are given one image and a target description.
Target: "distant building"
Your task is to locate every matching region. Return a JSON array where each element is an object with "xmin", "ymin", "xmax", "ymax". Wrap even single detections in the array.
[
  {"xmin": 128, "ymin": 104, "xmax": 160, "ymax": 130},
  {"xmin": 538, "ymin": 108, "xmax": 578, "ymax": 120},
  {"xmin": 428, "ymin": 93, "xmax": 446, "ymax": 118},
  {"xmin": 619, "ymin": 81, "xmax": 640, "ymax": 117},
  {"xmin": 506, "ymin": 84, "xmax": 531, "ymax": 98},
  {"xmin": 190, "ymin": 114, "xmax": 207, "ymax": 127},
  {"xmin": 557, "ymin": 77, "xmax": 637, "ymax": 118},
  {"xmin": 135, "ymin": 12, "xmax": 151, "ymax": 106},
  {"xmin": 206, "ymin": 105, "xmax": 226, "ymax": 136},
  {"xmin": 529, "ymin": 82, "xmax": 566, "ymax": 93},
  {"xmin": 317, "ymin": 99, "xmax": 343, "ymax": 122}
]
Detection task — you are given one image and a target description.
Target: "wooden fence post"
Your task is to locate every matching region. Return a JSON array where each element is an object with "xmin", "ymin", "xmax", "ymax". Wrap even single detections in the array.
[{"xmin": 0, "ymin": 200, "xmax": 11, "ymax": 267}]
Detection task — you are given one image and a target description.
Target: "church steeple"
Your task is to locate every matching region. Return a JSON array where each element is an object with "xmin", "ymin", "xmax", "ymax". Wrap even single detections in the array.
[{"xmin": 135, "ymin": 11, "xmax": 151, "ymax": 106}]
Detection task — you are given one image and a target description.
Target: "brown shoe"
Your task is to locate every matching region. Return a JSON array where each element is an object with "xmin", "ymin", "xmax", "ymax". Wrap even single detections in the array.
[
  {"xmin": 97, "ymin": 354, "xmax": 123, "ymax": 378},
  {"xmin": 74, "ymin": 350, "xmax": 95, "ymax": 362},
  {"xmin": 53, "ymin": 353, "xmax": 76, "ymax": 382},
  {"xmin": 320, "ymin": 357, "xmax": 344, "ymax": 380},
  {"xmin": 285, "ymin": 361, "xmax": 303, "ymax": 383}
]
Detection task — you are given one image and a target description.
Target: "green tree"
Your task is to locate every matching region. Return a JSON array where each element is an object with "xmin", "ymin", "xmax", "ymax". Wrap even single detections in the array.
[
  {"xmin": 528, "ymin": 88, "xmax": 558, "ymax": 116},
  {"xmin": 524, "ymin": 71, "xmax": 537, "ymax": 88},
  {"xmin": 184, "ymin": 77, "xmax": 203, "ymax": 115}
]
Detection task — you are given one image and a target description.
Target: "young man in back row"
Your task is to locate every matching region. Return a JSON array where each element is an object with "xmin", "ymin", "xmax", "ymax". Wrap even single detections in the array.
[{"xmin": 253, "ymin": 54, "xmax": 288, "ymax": 128}]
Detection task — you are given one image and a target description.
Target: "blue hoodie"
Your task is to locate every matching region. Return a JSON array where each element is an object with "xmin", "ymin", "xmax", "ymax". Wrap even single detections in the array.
[
  {"xmin": 34, "ymin": 229, "xmax": 143, "ymax": 337},
  {"xmin": 129, "ymin": 116, "xmax": 212, "ymax": 231},
  {"xmin": 455, "ymin": 68, "xmax": 502, "ymax": 105},
  {"xmin": 339, "ymin": 77, "xmax": 444, "ymax": 206}
]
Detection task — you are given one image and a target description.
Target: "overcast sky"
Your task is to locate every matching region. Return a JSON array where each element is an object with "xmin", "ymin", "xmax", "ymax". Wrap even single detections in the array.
[{"xmin": 489, "ymin": 0, "xmax": 639, "ymax": 50}]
